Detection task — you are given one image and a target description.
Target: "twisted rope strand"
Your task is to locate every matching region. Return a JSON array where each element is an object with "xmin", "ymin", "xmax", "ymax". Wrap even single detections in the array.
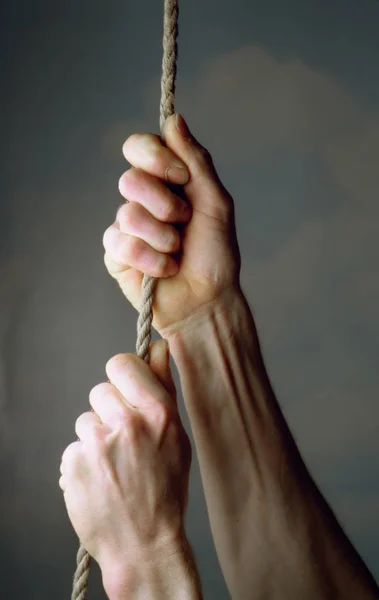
[
  {"xmin": 70, "ymin": 1, "xmax": 179, "ymax": 597},
  {"xmin": 71, "ymin": 545, "xmax": 91, "ymax": 600}
]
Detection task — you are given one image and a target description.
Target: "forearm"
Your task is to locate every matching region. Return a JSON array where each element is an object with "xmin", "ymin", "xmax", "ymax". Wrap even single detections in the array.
[
  {"xmin": 101, "ymin": 536, "xmax": 203, "ymax": 600},
  {"xmin": 165, "ymin": 287, "xmax": 379, "ymax": 600}
]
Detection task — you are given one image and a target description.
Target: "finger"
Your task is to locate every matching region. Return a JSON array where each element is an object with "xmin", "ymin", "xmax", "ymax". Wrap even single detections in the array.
[
  {"xmin": 118, "ymin": 168, "xmax": 192, "ymax": 224},
  {"xmin": 164, "ymin": 113, "xmax": 234, "ymax": 222},
  {"xmin": 122, "ymin": 133, "xmax": 190, "ymax": 186},
  {"xmin": 121, "ymin": 117, "xmax": 233, "ymax": 222},
  {"xmin": 105, "ymin": 353, "xmax": 176, "ymax": 415},
  {"xmin": 75, "ymin": 411, "xmax": 106, "ymax": 441},
  {"xmin": 89, "ymin": 381, "xmax": 135, "ymax": 429},
  {"xmin": 59, "ymin": 474, "xmax": 67, "ymax": 492},
  {"xmin": 148, "ymin": 339, "xmax": 177, "ymax": 402},
  {"xmin": 61, "ymin": 441, "xmax": 82, "ymax": 474},
  {"xmin": 116, "ymin": 202, "xmax": 181, "ymax": 254},
  {"xmin": 103, "ymin": 251, "xmax": 142, "ymax": 312},
  {"xmin": 103, "ymin": 222, "xmax": 179, "ymax": 278}
]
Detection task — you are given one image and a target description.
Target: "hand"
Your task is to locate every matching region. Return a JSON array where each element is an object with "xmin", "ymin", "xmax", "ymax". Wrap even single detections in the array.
[
  {"xmin": 59, "ymin": 340, "xmax": 192, "ymax": 573},
  {"xmin": 103, "ymin": 113, "xmax": 241, "ymax": 336}
]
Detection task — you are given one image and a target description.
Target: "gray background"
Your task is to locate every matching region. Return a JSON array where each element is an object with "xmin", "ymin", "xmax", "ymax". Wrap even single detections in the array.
[{"xmin": 1, "ymin": 0, "xmax": 378, "ymax": 597}]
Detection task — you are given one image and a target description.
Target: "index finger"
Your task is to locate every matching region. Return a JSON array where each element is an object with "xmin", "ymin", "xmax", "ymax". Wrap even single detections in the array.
[
  {"xmin": 89, "ymin": 381, "xmax": 136, "ymax": 430},
  {"xmin": 105, "ymin": 353, "xmax": 177, "ymax": 415},
  {"xmin": 122, "ymin": 133, "xmax": 190, "ymax": 186}
]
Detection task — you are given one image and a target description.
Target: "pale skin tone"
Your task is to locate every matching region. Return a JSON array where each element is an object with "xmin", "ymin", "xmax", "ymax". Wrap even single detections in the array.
[
  {"xmin": 60, "ymin": 340, "xmax": 202, "ymax": 600},
  {"xmin": 61, "ymin": 113, "xmax": 379, "ymax": 599}
]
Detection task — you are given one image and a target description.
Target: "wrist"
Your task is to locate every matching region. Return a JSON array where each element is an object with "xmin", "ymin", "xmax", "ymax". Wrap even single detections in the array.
[
  {"xmin": 101, "ymin": 536, "xmax": 202, "ymax": 600},
  {"xmin": 165, "ymin": 285, "xmax": 263, "ymax": 367},
  {"xmin": 162, "ymin": 284, "xmax": 252, "ymax": 345}
]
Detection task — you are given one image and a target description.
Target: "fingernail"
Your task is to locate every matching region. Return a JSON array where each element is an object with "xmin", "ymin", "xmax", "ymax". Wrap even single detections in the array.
[
  {"xmin": 175, "ymin": 113, "xmax": 192, "ymax": 140},
  {"xmin": 165, "ymin": 165, "xmax": 190, "ymax": 185}
]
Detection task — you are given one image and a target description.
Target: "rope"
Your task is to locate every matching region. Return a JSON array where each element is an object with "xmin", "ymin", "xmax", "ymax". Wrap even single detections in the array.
[{"xmin": 70, "ymin": 1, "xmax": 179, "ymax": 597}]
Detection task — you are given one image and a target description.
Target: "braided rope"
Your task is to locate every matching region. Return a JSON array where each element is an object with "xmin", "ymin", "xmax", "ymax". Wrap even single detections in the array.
[{"xmin": 70, "ymin": 1, "xmax": 179, "ymax": 597}]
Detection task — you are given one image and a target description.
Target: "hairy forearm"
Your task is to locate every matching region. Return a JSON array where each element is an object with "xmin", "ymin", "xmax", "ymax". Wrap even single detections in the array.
[
  {"xmin": 101, "ymin": 537, "xmax": 203, "ymax": 600},
  {"xmin": 165, "ymin": 287, "xmax": 378, "ymax": 600}
]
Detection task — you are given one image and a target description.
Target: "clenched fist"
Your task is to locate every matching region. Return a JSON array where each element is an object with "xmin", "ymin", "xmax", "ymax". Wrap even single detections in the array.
[
  {"xmin": 59, "ymin": 340, "xmax": 192, "ymax": 576},
  {"xmin": 103, "ymin": 113, "xmax": 241, "ymax": 336}
]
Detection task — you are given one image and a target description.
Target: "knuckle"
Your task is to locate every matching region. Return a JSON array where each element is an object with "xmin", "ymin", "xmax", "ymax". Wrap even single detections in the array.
[
  {"xmin": 127, "ymin": 236, "xmax": 144, "ymax": 263},
  {"xmin": 118, "ymin": 170, "xmax": 129, "ymax": 195},
  {"xmin": 103, "ymin": 250, "xmax": 113, "ymax": 271},
  {"xmin": 89, "ymin": 381, "xmax": 112, "ymax": 402},
  {"xmin": 106, "ymin": 353, "xmax": 125, "ymax": 372},
  {"xmin": 74, "ymin": 413, "xmax": 84, "ymax": 429},
  {"xmin": 117, "ymin": 202, "xmax": 140, "ymax": 232},
  {"xmin": 122, "ymin": 134, "xmax": 142, "ymax": 157},
  {"xmin": 61, "ymin": 441, "xmax": 80, "ymax": 466},
  {"xmin": 110, "ymin": 411, "xmax": 140, "ymax": 446},
  {"xmin": 103, "ymin": 224, "xmax": 126, "ymax": 260},
  {"xmin": 118, "ymin": 172, "xmax": 125, "ymax": 194},
  {"xmin": 103, "ymin": 250, "xmax": 126, "ymax": 279},
  {"xmin": 105, "ymin": 229, "xmax": 137, "ymax": 265},
  {"xmin": 122, "ymin": 135, "xmax": 163, "ymax": 176},
  {"xmin": 102, "ymin": 224, "xmax": 114, "ymax": 250},
  {"xmin": 161, "ymin": 202, "xmax": 178, "ymax": 222},
  {"xmin": 150, "ymin": 402, "xmax": 171, "ymax": 429},
  {"xmin": 115, "ymin": 202, "xmax": 127, "ymax": 223},
  {"xmin": 118, "ymin": 167, "xmax": 139, "ymax": 195},
  {"xmin": 106, "ymin": 352, "xmax": 136, "ymax": 376}
]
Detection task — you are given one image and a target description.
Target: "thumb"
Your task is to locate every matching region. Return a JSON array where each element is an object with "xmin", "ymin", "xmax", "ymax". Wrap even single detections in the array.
[
  {"xmin": 149, "ymin": 339, "xmax": 177, "ymax": 403},
  {"xmin": 163, "ymin": 113, "xmax": 234, "ymax": 222}
]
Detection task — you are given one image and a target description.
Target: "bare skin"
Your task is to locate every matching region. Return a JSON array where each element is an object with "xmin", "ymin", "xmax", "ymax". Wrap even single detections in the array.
[
  {"xmin": 103, "ymin": 114, "xmax": 240, "ymax": 334},
  {"xmin": 60, "ymin": 340, "xmax": 202, "ymax": 600},
  {"xmin": 99, "ymin": 113, "xmax": 379, "ymax": 599}
]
